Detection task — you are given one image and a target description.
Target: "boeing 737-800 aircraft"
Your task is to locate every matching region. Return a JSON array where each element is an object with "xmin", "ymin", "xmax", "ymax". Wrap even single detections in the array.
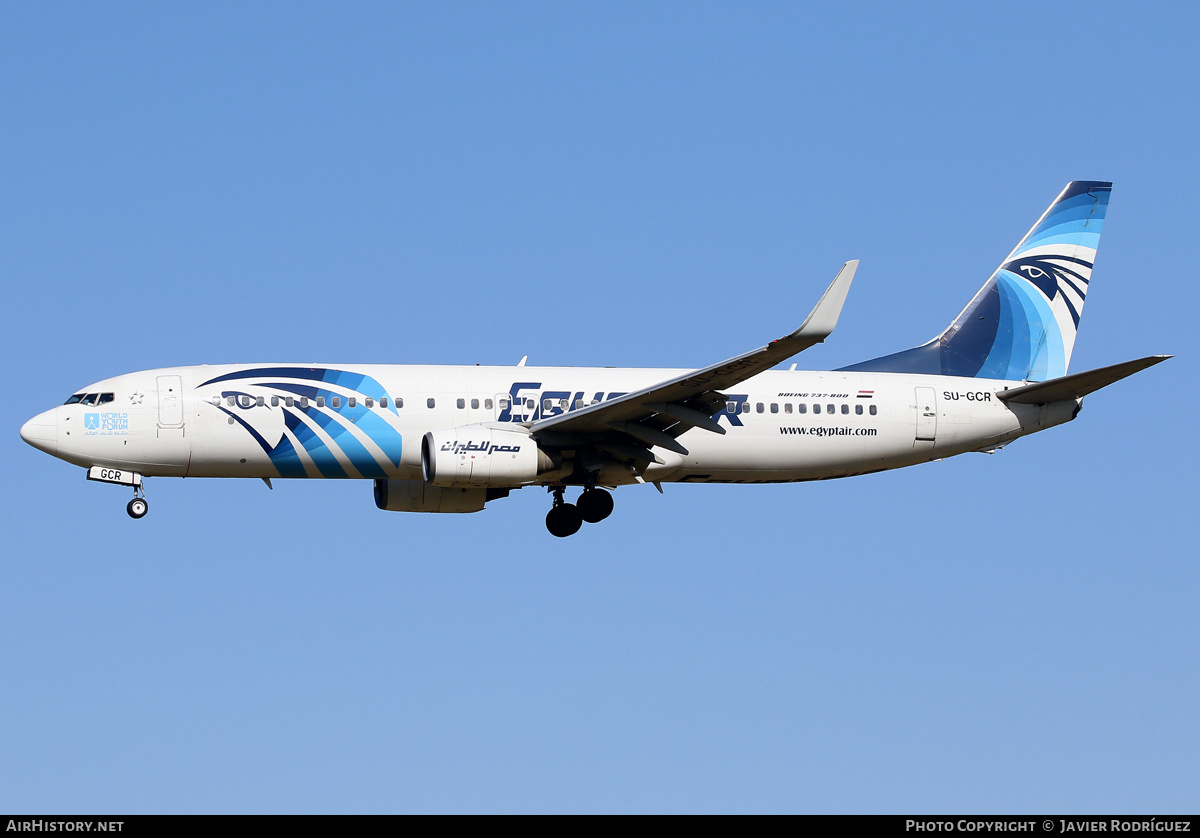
[{"xmin": 20, "ymin": 181, "xmax": 1168, "ymax": 536}]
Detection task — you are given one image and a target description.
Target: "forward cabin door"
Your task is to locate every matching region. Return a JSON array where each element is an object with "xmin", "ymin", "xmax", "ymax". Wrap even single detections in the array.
[
  {"xmin": 914, "ymin": 386, "xmax": 937, "ymax": 444},
  {"xmin": 154, "ymin": 373, "xmax": 192, "ymax": 475},
  {"xmin": 157, "ymin": 375, "xmax": 185, "ymax": 429}
]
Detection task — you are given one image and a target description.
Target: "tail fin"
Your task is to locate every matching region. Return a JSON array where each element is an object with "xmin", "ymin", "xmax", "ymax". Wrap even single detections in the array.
[{"xmin": 841, "ymin": 181, "xmax": 1111, "ymax": 381}]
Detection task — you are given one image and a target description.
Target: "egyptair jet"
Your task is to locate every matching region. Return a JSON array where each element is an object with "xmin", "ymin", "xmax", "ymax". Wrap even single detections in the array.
[{"xmin": 20, "ymin": 182, "xmax": 1169, "ymax": 536}]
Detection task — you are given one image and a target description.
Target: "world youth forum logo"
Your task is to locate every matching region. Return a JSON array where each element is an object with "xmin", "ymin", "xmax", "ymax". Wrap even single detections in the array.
[{"xmin": 84, "ymin": 413, "xmax": 100, "ymax": 430}]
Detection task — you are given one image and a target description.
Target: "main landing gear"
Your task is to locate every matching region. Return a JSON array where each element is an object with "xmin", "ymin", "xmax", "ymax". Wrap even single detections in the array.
[{"xmin": 545, "ymin": 486, "xmax": 614, "ymax": 537}]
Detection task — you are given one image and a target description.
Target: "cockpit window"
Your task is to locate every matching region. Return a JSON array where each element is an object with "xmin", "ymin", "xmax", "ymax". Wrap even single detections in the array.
[{"xmin": 65, "ymin": 392, "xmax": 114, "ymax": 405}]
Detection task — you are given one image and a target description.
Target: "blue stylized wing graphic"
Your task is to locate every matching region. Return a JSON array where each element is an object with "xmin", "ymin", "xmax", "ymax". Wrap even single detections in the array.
[{"xmin": 200, "ymin": 367, "xmax": 404, "ymax": 478}]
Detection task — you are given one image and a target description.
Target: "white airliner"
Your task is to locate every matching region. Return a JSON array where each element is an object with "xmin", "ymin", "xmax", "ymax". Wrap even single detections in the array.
[{"xmin": 20, "ymin": 181, "xmax": 1168, "ymax": 536}]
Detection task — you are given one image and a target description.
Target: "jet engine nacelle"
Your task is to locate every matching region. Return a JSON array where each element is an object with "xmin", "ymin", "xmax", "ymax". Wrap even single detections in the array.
[
  {"xmin": 421, "ymin": 427, "xmax": 555, "ymax": 488},
  {"xmin": 373, "ymin": 479, "xmax": 488, "ymax": 513}
]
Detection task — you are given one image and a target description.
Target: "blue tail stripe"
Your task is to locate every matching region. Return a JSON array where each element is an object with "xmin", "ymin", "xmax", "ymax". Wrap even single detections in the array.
[
  {"xmin": 978, "ymin": 282, "xmax": 1023, "ymax": 379},
  {"xmin": 1018, "ymin": 231, "xmax": 1102, "ymax": 251},
  {"xmin": 1003, "ymin": 273, "xmax": 1066, "ymax": 380}
]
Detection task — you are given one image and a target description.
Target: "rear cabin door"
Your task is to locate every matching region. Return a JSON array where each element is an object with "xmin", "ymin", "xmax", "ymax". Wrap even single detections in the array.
[{"xmin": 914, "ymin": 386, "xmax": 937, "ymax": 443}]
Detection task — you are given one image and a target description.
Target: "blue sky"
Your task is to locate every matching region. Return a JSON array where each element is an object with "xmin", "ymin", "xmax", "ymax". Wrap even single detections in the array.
[{"xmin": 3, "ymin": 2, "xmax": 1196, "ymax": 813}]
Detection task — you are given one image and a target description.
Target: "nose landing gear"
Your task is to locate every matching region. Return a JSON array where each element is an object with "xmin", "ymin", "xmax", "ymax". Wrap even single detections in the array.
[
  {"xmin": 544, "ymin": 486, "xmax": 615, "ymax": 536},
  {"xmin": 125, "ymin": 483, "xmax": 148, "ymax": 520}
]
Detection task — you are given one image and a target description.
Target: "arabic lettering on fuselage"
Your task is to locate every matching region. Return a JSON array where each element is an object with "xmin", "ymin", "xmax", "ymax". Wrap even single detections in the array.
[{"xmin": 441, "ymin": 440, "xmax": 524, "ymax": 456}]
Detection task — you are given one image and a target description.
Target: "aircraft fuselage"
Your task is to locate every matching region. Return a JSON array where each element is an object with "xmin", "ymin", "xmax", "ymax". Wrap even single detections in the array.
[{"xmin": 22, "ymin": 363, "xmax": 1074, "ymax": 486}]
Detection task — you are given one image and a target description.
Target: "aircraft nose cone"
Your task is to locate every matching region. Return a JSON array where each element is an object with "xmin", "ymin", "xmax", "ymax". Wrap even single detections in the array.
[{"xmin": 20, "ymin": 409, "xmax": 58, "ymax": 456}]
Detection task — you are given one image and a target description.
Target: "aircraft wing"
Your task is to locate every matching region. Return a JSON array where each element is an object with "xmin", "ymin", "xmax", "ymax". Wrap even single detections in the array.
[{"xmin": 530, "ymin": 261, "xmax": 858, "ymax": 459}]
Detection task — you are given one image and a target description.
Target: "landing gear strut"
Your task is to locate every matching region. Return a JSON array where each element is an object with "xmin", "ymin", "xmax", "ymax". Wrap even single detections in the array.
[
  {"xmin": 545, "ymin": 488, "xmax": 582, "ymax": 538},
  {"xmin": 126, "ymin": 486, "xmax": 148, "ymax": 519}
]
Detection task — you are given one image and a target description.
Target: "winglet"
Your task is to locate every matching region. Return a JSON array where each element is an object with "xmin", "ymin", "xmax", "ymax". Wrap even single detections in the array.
[{"xmin": 793, "ymin": 260, "xmax": 858, "ymax": 341}]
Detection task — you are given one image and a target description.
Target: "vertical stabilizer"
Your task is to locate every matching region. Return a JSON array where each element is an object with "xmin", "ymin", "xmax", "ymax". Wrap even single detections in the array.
[{"xmin": 841, "ymin": 181, "xmax": 1111, "ymax": 381}]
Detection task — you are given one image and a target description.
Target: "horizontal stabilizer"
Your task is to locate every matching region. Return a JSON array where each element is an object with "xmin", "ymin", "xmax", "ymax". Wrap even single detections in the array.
[{"xmin": 997, "ymin": 355, "xmax": 1171, "ymax": 404}]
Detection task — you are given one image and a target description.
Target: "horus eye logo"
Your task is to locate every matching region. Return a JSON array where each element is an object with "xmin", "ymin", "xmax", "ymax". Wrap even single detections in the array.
[
  {"xmin": 1001, "ymin": 254, "xmax": 1093, "ymax": 327},
  {"xmin": 84, "ymin": 413, "xmax": 100, "ymax": 430}
]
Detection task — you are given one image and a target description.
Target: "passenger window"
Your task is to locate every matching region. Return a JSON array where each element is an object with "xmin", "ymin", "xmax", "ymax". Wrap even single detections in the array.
[
  {"xmin": 286, "ymin": 397, "xmax": 295, "ymax": 407},
  {"xmin": 869, "ymin": 405, "xmax": 877, "ymax": 415},
  {"xmin": 573, "ymin": 400, "xmax": 583, "ymax": 410},
  {"xmin": 300, "ymin": 397, "xmax": 309, "ymax": 408},
  {"xmin": 471, "ymin": 398, "xmax": 479, "ymax": 409},
  {"xmin": 756, "ymin": 403, "xmax": 764, "ymax": 413},
  {"xmin": 526, "ymin": 399, "xmax": 535, "ymax": 409},
  {"xmin": 427, "ymin": 398, "xmax": 435, "ymax": 409},
  {"xmin": 770, "ymin": 403, "xmax": 778, "ymax": 413},
  {"xmin": 348, "ymin": 397, "xmax": 357, "ymax": 408},
  {"xmin": 727, "ymin": 401, "xmax": 737, "ymax": 413},
  {"xmin": 784, "ymin": 403, "xmax": 792, "ymax": 414},
  {"xmin": 798, "ymin": 403, "xmax": 807, "ymax": 414},
  {"xmin": 827, "ymin": 404, "xmax": 835, "ymax": 414},
  {"xmin": 227, "ymin": 396, "xmax": 236, "ymax": 407},
  {"xmin": 841, "ymin": 404, "xmax": 849, "ymax": 415},
  {"xmin": 457, "ymin": 398, "xmax": 465, "ymax": 409},
  {"xmin": 485, "ymin": 399, "xmax": 493, "ymax": 409},
  {"xmin": 211, "ymin": 397, "xmax": 221, "ymax": 406},
  {"xmin": 256, "ymin": 396, "xmax": 265, "ymax": 407},
  {"xmin": 855, "ymin": 404, "xmax": 863, "ymax": 415},
  {"xmin": 741, "ymin": 403, "xmax": 750, "ymax": 414},
  {"xmin": 559, "ymin": 399, "xmax": 568, "ymax": 410},
  {"xmin": 331, "ymin": 396, "xmax": 340, "ymax": 408},
  {"xmin": 98, "ymin": 393, "xmax": 114, "ymax": 405},
  {"xmin": 271, "ymin": 396, "xmax": 279, "ymax": 407},
  {"xmin": 813, "ymin": 404, "xmax": 821, "ymax": 414},
  {"xmin": 543, "ymin": 399, "xmax": 553, "ymax": 411},
  {"xmin": 499, "ymin": 397, "xmax": 510, "ymax": 410},
  {"xmin": 316, "ymin": 397, "xmax": 325, "ymax": 408}
]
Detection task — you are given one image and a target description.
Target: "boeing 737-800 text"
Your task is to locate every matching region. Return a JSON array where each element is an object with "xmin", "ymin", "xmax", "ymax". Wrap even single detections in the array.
[{"xmin": 20, "ymin": 182, "xmax": 1169, "ymax": 536}]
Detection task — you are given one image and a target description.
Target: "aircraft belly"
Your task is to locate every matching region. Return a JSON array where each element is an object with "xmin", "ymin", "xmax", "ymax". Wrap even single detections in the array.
[{"xmin": 675, "ymin": 419, "xmax": 915, "ymax": 482}]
